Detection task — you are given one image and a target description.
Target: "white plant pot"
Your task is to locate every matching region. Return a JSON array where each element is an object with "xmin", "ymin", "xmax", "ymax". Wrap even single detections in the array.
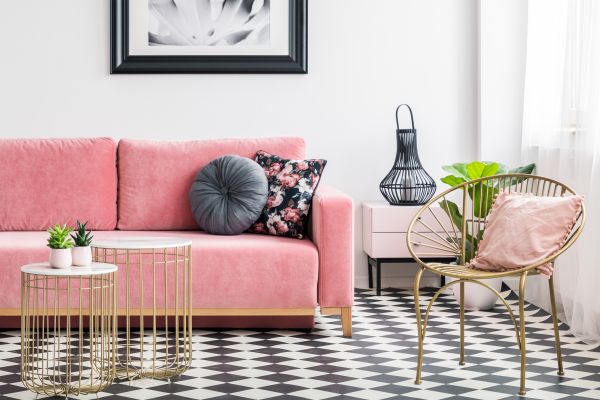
[
  {"xmin": 447, "ymin": 276, "xmax": 503, "ymax": 311},
  {"xmin": 72, "ymin": 246, "xmax": 92, "ymax": 266},
  {"xmin": 49, "ymin": 248, "xmax": 72, "ymax": 269}
]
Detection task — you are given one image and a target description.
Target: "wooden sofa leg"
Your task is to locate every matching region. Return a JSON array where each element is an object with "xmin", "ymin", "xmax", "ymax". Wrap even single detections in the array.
[
  {"xmin": 341, "ymin": 307, "xmax": 352, "ymax": 337},
  {"xmin": 321, "ymin": 306, "xmax": 353, "ymax": 337}
]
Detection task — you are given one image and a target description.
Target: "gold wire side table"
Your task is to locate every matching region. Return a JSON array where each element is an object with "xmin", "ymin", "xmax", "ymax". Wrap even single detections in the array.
[
  {"xmin": 20, "ymin": 262, "xmax": 118, "ymax": 398},
  {"xmin": 92, "ymin": 237, "xmax": 193, "ymax": 381}
]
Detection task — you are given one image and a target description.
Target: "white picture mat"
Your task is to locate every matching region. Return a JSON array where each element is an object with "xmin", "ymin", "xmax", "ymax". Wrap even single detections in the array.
[{"xmin": 129, "ymin": 1, "xmax": 290, "ymax": 56}]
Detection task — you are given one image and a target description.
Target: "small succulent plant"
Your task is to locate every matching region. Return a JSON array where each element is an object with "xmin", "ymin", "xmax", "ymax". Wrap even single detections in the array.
[
  {"xmin": 71, "ymin": 220, "xmax": 93, "ymax": 247},
  {"xmin": 47, "ymin": 224, "xmax": 74, "ymax": 249}
]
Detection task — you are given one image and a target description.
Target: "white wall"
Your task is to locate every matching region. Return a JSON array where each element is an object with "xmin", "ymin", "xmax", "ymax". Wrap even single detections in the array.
[
  {"xmin": 478, "ymin": 0, "xmax": 528, "ymax": 165},
  {"xmin": 478, "ymin": 0, "xmax": 531, "ymax": 292},
  {"xmin": 0, "ymin": 0, "xmax": 478, "ymax": 288}
]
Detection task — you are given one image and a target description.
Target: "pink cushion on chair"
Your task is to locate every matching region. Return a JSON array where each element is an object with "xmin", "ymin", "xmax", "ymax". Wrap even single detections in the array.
[
  {"xmin": 0, "ymin": 138, "xmax": 117, "ymax": 231},
  {"xmin": 468, "ymin": 192, "xmax": 583, "ymax": 277},
  {"xmin": 117, "ymin": 137, "xmax": 306, "ymax": 230}
]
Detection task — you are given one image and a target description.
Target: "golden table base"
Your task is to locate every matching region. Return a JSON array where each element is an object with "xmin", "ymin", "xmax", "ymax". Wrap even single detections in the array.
[
  {"xmin": 20, "ymin": 263, "xmax": 118, "ymax": 397},
  {"xmin": 93, "ymin": 238, "xmax": 193, "ymax": 381}
]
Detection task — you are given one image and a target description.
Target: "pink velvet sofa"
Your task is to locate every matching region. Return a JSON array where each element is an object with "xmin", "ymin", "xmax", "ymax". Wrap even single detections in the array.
[{"xmin": 0, "ymin": 137, "xmax": 354, "ymax": 334}]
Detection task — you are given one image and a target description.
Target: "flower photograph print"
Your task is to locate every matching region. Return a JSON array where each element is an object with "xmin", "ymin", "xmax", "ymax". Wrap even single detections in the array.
[
  {"xmin": 111, "ymin": 0, "xmax": 307, "ymax": 73},
  {"xmin": 148, "ymin": 0, "xmax": 271, "ymax": 47}
]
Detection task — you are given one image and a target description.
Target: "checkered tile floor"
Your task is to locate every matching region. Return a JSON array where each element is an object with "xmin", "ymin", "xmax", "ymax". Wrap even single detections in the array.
[{"xmin": 1, "ymin": 287, "xmax": 600, "ymax": 399}]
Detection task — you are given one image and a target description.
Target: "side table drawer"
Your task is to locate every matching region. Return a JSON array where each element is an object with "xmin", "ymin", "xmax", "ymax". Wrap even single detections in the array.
[
  {"xmin": 369, "ymin": 205, "xmax": 450, "ymax": 233},
  {"xmin": 368, "ymin": 232, "xmax": 452, "ymax": 259}
]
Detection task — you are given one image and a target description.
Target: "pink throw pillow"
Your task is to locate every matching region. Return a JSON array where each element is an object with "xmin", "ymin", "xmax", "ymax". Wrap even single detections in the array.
[{"xmin": 468, "ymin": 191, "xmax": 583, "ymax": 277}]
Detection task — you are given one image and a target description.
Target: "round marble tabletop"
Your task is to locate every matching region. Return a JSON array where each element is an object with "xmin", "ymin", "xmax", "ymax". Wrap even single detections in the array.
[
  {"xmin": 92, "ymin": 237, "xmax": 193, "ymax": 250},
  {"xmin": 21, "ymin": 262, "xmax": 118, "ymax": 276}
]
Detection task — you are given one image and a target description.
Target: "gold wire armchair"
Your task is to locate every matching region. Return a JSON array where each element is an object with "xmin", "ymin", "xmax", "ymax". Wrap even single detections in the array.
[{"xmin": 406, "ymin": 174, "xmax": 585, "ymax": 396}]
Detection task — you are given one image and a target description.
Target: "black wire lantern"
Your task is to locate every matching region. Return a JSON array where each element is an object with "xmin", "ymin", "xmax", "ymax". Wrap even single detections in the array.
[{"xmin": 379, "ymin": 104, "xmax": 436, "ymax": 205}]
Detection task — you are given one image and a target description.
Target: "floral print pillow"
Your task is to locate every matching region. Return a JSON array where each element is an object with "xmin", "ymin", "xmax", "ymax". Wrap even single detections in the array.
[{"xmin": 249, "ymin": 150, "xmax": 327, "ymax": 239}]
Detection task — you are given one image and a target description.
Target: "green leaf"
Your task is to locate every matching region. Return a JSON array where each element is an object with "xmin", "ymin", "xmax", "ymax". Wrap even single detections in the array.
[
  {"xmin": 467, "ymin": 182, "xmax": 499, "ymax": 218},
  {"xmin": 481, "ymin": 162, "xmax": 499, "ymax": 177},
  {"xmin": 440, "ymin": 175, "xmax": 465, "ymax": 187},
  {"xmin": 442, "ymin": 163, "xmax": 470, "ymax": 181},
  {"xmin": 48, "ymin": 223, "xmax": 74, "ymax": 248},
  {"xmin": 71, "ymin": 220, "xmax": 92, "ymax": 246},
  {"xmin": 496, "ymin": 163, "xmax": 509, "ymax": 174},
  {"xmin": 506, "ymin": 163, "xmax": 536, "ymax": 185},
  {"xmin": 466, "ymin": 161, "xmax": 486, "ymax": 179},
  {"xmin": 439, "ymin": 200, "xmax": 464, "ymax": 232},
  {"xmin": 439, "ymin": 199, "xmax": 488, "ymax": 262},
  {"xmin": 464, "ymin": 239, "xmax": 473, "ymax": 263},
  {"xmin": 509, "ymin": 163, "xmax": 535, "ymax": 175}
]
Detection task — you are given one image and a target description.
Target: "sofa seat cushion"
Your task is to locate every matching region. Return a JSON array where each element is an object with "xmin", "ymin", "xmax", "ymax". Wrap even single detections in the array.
[
  {"xmin": 0, "ymin": 231, "xmax": 318, "ymax": 309},
  {"xmin": 0, "ymin": 138, "xmax": 117, "ymax": 231},
  {"xmin": 117, "ymin": 137, "xmax": 306, "ymax": 230}
]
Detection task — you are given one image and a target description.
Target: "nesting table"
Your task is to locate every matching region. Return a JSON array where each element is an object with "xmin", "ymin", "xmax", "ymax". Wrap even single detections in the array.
[
  {"xmin": 92, "ymin": 237, "xmax": 193, "ymax": 380},
  {"xmin": 20, "ymin": 262, "xmax": 118, "ymax": 397}
]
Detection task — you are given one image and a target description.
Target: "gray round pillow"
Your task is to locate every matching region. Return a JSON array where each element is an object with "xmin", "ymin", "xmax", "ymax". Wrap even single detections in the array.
[{"xmin": 189, "ymin": 155, "xmax": 268, "ymax": 235}]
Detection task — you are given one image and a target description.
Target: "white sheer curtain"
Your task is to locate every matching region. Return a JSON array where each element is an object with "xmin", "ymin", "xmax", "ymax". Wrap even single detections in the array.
[{"xmin": 522, "ymin": 0, "xmax": 600, "ymax": 344}]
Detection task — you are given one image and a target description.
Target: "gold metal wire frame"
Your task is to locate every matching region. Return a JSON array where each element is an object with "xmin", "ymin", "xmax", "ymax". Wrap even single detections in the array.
[
  {"xmin": 21, "ymin": 271, "xmax": 117, "ymax": 397},
  {"xmin": 406, "ymin": 174, "xmax": 585, "ymax": 396},
  {"xmin": 93, "ymin": 245, "xmax": 193, "ymax": 381}
]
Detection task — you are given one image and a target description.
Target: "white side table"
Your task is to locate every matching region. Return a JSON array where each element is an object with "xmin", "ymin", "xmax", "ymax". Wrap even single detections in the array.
[
  {"xmin": 362, "ymin": 202, "xmax": 457, "ymax": 295},
  {"xmin": 92, "ymin": 237, "xmax": 192, "ymax": 380},
  {"xmin": 20, "ymin": 262, "xmax": 118, "ymax": 397}
]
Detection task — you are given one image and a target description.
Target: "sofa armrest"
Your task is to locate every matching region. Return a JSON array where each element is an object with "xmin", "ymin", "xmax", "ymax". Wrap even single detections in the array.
[{"xmin": 309, "ymin": 185, "xmax": 354, "ymax": 308}]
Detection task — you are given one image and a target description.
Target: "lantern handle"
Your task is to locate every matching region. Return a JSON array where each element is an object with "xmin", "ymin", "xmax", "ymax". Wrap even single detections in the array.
[{"xmin": 395, "ymin": 104, "xmax": 415, "ymax": 131}]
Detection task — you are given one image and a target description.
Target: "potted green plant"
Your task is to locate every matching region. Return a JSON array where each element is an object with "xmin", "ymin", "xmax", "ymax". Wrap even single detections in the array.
[
  {"xmin": 440, "ymin": 161, "xmax": 535, "ymax": 310},
  {"xmin": 47, "ymin": 224, "xmax": 74, "ymax": 268},
  {"xmin": 71, "ymin": 220, "xmax": 93, "ymax": 266}
]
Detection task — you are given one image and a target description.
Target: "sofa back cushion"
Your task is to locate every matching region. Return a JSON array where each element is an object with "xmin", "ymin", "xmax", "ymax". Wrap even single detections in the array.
[
  {"xmin": 117, "ymin": 137, "xmax": 306, "ymax": 230},
  {"xmin": 0, "ymin": 138, "xmax": 117, "ymax": 231}
]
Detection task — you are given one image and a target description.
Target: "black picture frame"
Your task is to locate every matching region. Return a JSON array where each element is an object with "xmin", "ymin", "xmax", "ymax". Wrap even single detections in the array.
[{"xmin": 110, "ymin": 0, "xmax": 308, "ymax": 74}]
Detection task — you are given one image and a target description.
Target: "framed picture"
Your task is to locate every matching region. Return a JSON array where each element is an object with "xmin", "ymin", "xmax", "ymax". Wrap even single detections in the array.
[{"xmin": 111, "ymin": 0, "xmax": 307, "ymax": 74}]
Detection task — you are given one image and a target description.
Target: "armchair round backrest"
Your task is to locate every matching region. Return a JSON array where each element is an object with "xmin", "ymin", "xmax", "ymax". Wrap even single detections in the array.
[{"xmin": 406, "ymin": 174, "xmax": 585, "ymax": 276}]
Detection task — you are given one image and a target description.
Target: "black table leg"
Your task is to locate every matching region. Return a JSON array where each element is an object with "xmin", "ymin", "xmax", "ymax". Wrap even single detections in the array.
[
  {"xmin": 376, "ymin": 259, "xmax": 382, "ymax": 296},
  {"xmin": 368, "ymin": 257, "xmax": 373, "ymax": 289},
  {"xmin": 365, "ymin": 257, "xmax": 454, "ymax": 293}
]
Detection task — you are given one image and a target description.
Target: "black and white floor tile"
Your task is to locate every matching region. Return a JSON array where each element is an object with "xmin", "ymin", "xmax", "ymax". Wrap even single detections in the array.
[{"xmin": 1, "ymin": 287, "xmax": 600, "ymax": 399}]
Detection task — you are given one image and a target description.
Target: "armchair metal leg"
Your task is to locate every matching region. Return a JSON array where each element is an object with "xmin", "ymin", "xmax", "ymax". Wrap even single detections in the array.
[
  {"xmin": 414, "ymin": 267, "xmax": 424, "ymax": 385},
  {"xmin": 518, "ymin": 272, "xmax": 528, "ymax": 396},
  {"xmin": 548, "ymin": 275, "xmax": 564, "ymax": 376},
  {"xmin": 459, "ymin": 281, "xmax": 465, "ymax": 365}
]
